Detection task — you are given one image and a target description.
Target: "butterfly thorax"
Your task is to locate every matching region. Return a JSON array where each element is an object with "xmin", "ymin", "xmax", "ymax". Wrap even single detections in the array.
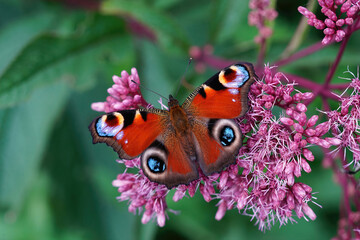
[{"xmin": 168, "ymin": 95, "xmax": 191, "ymax": 136}]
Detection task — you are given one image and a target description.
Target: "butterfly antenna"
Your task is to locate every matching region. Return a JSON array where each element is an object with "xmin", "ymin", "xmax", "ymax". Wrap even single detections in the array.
[
  {"xmin": 175, "ymin": 58, "xmax": 193, "ymax": 98},
  {"xmin": 131, "ymin": 80, "xmax": 168, "ymax": 101}
]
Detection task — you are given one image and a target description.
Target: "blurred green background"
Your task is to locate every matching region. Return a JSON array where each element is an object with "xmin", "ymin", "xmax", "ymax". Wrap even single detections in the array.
[{"xmin": 0, "ymin": 0, "xmax": 359, "ymax": 239}]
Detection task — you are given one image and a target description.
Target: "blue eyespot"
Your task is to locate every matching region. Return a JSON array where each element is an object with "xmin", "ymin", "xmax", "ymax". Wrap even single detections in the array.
[
  {"xmin": 147, "ymin": 156, "xmax": 166, "ymax": 173},
  {"xmin": 220, "ymin": 126, "xmax": 235, "ymax": 146},
  {"xmin": 236, "ymin": 65, "xmax": 249, "ymax": 87}
]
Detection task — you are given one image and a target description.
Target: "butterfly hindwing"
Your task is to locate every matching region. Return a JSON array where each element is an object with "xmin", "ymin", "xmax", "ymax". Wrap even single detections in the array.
[
  {"xmin": 183, "ymin": 62, "xmax": 256, "ymax": 119},
  {"xmin": 191, "ymin": 118, "xmax": 243, "ymax": 175},
  {"xmin": 140, "ymin": 135, "xmax": 198, "ymax": 188}
]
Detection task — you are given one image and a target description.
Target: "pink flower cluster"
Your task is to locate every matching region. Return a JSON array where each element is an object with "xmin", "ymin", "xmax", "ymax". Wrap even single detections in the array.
[
  {"xmin": 91, "ymin": 68, "xmax": 148, "ymax": 113},
  {"xmin": 112, "ymin": 158, "xmax": 170, "ymax": 227},
  {"xmin": 298, "ymin": 0, "xmax": 360, "ymax": 45},
  {"xmin": 325, "ymin": 69, "xmax": 360, "ymax": 170},
  {"xmin": 248, "ymin": 0, "xmax": 278, "ymax": 43},
  {"xmin": 91, "ymin": 65, "xmax": 342, "ymax": 230}
]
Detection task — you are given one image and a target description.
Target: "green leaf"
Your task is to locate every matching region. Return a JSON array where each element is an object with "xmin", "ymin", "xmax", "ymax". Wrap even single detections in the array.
[
  {"xmin": 0, "ymin": 12, "xmax": 56, "ymax": 75},
  {"xmin": 138, "ymin": 41, "xmax": 175, "ymax": 105},
  {"xmin": 0, "ymin": 80, "xmax": 69, "ymax": 209},
  {"xmin": 101, "ymin": 0, "xmax": 190, "ymax": 52},
  {"xmin": 0, "ymin": 14, "xmax": 126, "ymax": 108},
  {"xmin": 209, "ymin": 0, "xmax": 249, "ymax": 44}
]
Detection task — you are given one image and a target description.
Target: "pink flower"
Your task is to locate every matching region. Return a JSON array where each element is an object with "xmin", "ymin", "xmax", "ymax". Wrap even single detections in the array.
[
  {"xmin": 298, "ymin": 0, "xmax": 360, "ymax": 45},
  {"xmin": 325, "ymin": 68, "xmax": 360, "ymax": 170},
  {"xmin": 91, "ymin": 68, "xmax": 148, "ymax": 113},
  {"xmin": 248, "ymin": 0, "xmax": 278, "ymax": 43}
]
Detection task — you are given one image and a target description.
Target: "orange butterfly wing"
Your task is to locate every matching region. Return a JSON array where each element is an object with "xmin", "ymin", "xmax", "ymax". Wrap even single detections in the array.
[
  {"xmin": 184, "ymin": 62, "xmax": 256, "ymax": 119},
  {"xmin": 184, "ymin": 63, "xmax": 257, "ymax": 175},
  {"xmin": 89, "ymin": 108, "xmax": 198, "ymax": 188},
  {"xmin": 89, "ymin": 109, "xmax": 165, "ymax": 159}
]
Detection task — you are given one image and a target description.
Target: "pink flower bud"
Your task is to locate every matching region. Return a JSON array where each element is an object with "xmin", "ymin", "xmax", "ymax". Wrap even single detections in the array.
[
  {"xmin": 219, "ymin": 171, "xmax": 229, "ymax": 189},
  {"xmin": 322, "ymin": 34, "xmax": 333, "ymax": 45},
  {"xmin": 347, "ymin": 6, "xmax": 359, "ymax": 17},
  {"xmin": 303, "ymin": 148, "xmax": 315, "ymax": 161},
  {"xmin": 157, "ymin": 212, "xmax": 166, "ymax": 227},
  {"xmin": 293, "ymin": 183, "xmax": 306, "ymax": 201},
  {"xmin": 282, "ymin": 94, "xmax": 291, "ymax": 103},
  {"xmin": 307, "ymin": 115, "xmax": 319, "ymax": 127},
  {"xmin": 335, "ymin": 0, "xmax": 345, "ymax": 4},
  {"xmin": 295, "ymin": 205, "xmax": 305, "ymax": 218},
  {"xmin": 324, "ymin": 27, "xmax": 335, "ymax": 35},
  {"xmin": 112, "ymin": 75, "xmax": 122, "ymax": 84},
  {"xmin": 173, "ymin": 188, "xmax": 186, "ymax": 202},
  {"xmin": 188, "ymin": 183, "xmax": 197, "ymax": 197},
  {"xmin": 336, "ymin": 19, "xmax": 345, "ymax": 27},
  {"xmin": 296, "ymin": 103, "xmax": 307, "ymax": 112},
  {"xmin": 294, "ymin": 123, "xmax": 304, "ymax": 133},
  {"xmin": 290, "ymin": 141, "xmax": 299, "ymax": 150},
  {"xmin": 308, "ymin": 18, "xmax": 315, "ymax": 26},
  {"xmin": 302, "ymin": 203, "xmax": 317, "ymax": 220},
  {"xmin": 315, "ymin": 122, "xmax": 330, "ymax": 136},
  {"xmin": 285, "ymin": 161, "xmax": 295, "ymax": 174},
  {"xmin": 305, "ymin": 128, "xmax": 316, "ymax": 136},
  {"xmin": 325, "ymin": 137, "xmax": 342, "ymax": 145},
  {"xmin": 307, "ymin": 137, "xmax": 320, "ymax": 144},
  {"xmin": 314, "ymin": 19, "xmax": 326, "ymax": 30},
  {"xmin": 120, "ymin": 70, "xmax": 130, "ymax": 82},
  {"xmin": 293, "ymin": 93, "xmax": 304, "ymax": 101},
  {"xmin": 298, "ymin": 6, "xmax": 316, "ymax": 19},
  {"xmin": 302, "ymin": 92, "xmax": 314, "ymax": 99},
  {"xmin": 318, "ymin": 139, "xmax": 331, "ymax": 148},
  {"xmin": 91, "ymin": 102, "xmax": 106, "ymax": 112},
  {"xmin": 280, "ymin": 117, "xmax": 294, "ymax": 125},
  {"xmin": 294, "ymin": 163, "xmax": 302, "ymax": 177},
  {"xmin": 324, "ymin": 18, "xmax": 336, "ymax": 28},
  {"xmin": 141, "ymin": 210, "xmax": 152, "ymax": 224},
  {"xmin": 287, "ymin": 174, "xmax": 295, "ymax": 186},
  {"xmin": 325, "ymin": 0, "xmax": 334, "ymax": 7},
  {"xmin": 236, "ymin": 192, "xmax": 248, "ymax": 210},
  {"xmin": 265, "ymin": 102, "xmax": 273, "ymax": 108},
  {"xmin": 318, "ymin": 0, "xmax": 327, "ymax": 7},
  {"xmin": 200, "ymin": 184, "xmax": 212, "ymax": 202},
  {"xmin": 286, "ymin": 107, "xmax": 294, "ymax": 116},
  {"xmin": 300, "ymin": 139, "xmax": 308, "ymax": 148},
  {"xmin": 294, "ymin": 133, "xmax": 303, "ymax": 142},
  {"xmin": 215, "ymin": 201, "xmax": 227, "ymax": 220},
  {"xmin": 114, "ymin": 102, "xmax": 127, "ymax": 110},
  {"xmin": 323, "ymin": 8, "xmax": 337, "ymax": 21},
  {"xmin": 335, "ymin": 30, "xmax": 346, "ymax": 42},
  {"xmin": 299, "ymin": 182, "xmax": 312, "ymax": 193},
  {"xmin": 345, "ymin": 17, "xmax": 353, "ymax": 25},
  {"xmin": 299, "ymin": 112, "xmax": 307, "ymax": 126},
  {"xmin": 107, "ymin": 88, "xmax": 119, "ymax": 97},
  {"xmin": 287, "ymin": 192, "xmax": 296, "ymax": 210},
  {"xmin": 341, "ymin": 0, "xmax": 352, "ymax": 13},
  {"xmin": 301, "ymin": 158, "xmax": 312, "ymax": 173}
]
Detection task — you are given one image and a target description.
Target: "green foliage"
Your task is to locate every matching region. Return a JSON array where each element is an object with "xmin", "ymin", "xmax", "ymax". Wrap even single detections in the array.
[{"xmin": 0, "ymin": 0, "xmax": 355, "ymax": 239}]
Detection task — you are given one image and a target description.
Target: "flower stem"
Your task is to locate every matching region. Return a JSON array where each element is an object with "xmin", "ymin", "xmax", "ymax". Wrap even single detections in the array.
[
  {"xmin": 274, "ymin": 41, "xmax": 327, "ymax": 67},
  {"xmin": 256, "ymin": 38, "xmax": 267, "ymax": 68},
  {"xmin": 324, "ymin": 32, "xmax": 351, "ymax": 88}
]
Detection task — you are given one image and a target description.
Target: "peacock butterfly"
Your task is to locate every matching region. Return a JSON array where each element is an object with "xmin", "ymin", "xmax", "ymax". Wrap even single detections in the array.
[{"xmin": 89, "ymin": 62, "xmax": 257, "ymax": 188}]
